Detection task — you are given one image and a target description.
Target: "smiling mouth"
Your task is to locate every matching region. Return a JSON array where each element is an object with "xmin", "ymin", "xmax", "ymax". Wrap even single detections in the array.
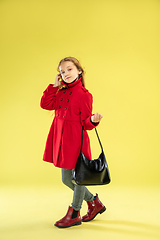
[{"xmin": 66, "ymin": 77, "xmax": 71, "ymax": 80}]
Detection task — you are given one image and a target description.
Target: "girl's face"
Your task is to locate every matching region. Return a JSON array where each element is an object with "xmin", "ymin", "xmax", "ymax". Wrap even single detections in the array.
[{"xmin": 59, "ymin": 61, "xmax": 82, "ymax": 83}]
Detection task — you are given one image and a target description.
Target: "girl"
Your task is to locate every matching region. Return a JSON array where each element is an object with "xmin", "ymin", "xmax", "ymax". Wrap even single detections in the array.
[{"xmin": 40, "ymin": 57, "xmax": 106, "ymax": 228}]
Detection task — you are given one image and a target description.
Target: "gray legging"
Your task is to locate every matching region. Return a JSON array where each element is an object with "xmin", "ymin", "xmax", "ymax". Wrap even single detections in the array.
[{"xmin": 62, "ymin": 168, "xmax": 94, "ymax": 211}]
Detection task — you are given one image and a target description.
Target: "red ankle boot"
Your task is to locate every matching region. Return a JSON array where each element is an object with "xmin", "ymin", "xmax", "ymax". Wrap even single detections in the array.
[
  {"xmin": 54, "ymin": 206, "xmax": 82, "ymax": 228},
  {"xmin": 82, "ymin": 193, "xmax": 106, "ymax": 222}
]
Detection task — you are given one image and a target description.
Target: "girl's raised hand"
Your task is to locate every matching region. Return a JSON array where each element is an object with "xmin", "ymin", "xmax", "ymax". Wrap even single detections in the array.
[
  {"xmin": 91, "ymin": 112, "xmax": 103, "ymax": 123},
  {"xmin": 53, "ymin": 74, "xmax": 62, "ymax": 87}
]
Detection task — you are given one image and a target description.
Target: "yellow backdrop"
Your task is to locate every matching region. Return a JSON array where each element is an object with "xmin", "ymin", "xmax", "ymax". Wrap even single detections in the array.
[{"xmin": 0, "ymin": 0, "xmax": 160, "ymax": 187}]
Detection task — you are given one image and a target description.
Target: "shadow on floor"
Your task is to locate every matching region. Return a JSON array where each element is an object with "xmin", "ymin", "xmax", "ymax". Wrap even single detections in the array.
[{"xmin": 79, "ymin": 219, "xmax": 160, "ymax": 239}]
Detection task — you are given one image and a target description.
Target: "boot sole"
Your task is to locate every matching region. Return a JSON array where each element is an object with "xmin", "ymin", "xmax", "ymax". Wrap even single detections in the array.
[
  {"xmin": 82, "ymin": 206, "xmax": 106, "ymax": 222},
  {"xmin": 54, "ymin": 220, "xmax": 82, "ymax": 228}
]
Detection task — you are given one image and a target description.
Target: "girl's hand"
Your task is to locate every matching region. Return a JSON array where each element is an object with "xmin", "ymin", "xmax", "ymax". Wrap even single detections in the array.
[
  {"xmin": 53, "ymin": 74, "xmax": 62, "ymax": 87},
  {"xmin": 91, "ymin": 112, "xmax": 103, "ymax": 123}
]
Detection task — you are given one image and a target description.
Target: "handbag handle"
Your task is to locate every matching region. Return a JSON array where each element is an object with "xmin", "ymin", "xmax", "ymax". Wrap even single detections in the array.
[{"xmin": 81, "ymin": 127, "xmax": 104, "ymax": 153}]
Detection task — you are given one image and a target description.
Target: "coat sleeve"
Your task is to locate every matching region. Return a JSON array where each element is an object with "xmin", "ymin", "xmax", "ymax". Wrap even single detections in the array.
[
  {"xmin": 80, "ymin": 91, "xmax": 99, "ymax": 130},
  {"xmin": 40, "ymin": 84, "xmax": 59, "ymax": 110}
]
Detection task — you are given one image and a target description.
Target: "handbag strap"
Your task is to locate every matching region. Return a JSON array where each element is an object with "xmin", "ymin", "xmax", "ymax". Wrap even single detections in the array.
[{"xmin": 81, "ymin": 127, "xmax": 104, "ymax": 153}]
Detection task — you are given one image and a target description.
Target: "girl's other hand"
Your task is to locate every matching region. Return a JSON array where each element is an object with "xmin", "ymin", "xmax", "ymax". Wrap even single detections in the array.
[
  {"xmin": 53, "ymin": 74, "xmax": 62, "ymax": 87},
  {"xmin": 91, "ymin": 112, "xmax": 103, "ymax": 123}
]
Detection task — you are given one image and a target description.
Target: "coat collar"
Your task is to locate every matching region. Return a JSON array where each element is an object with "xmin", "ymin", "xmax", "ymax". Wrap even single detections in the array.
[{"xmin": 61, "ymin": 77, "xmax": 82, "ymax": 89}]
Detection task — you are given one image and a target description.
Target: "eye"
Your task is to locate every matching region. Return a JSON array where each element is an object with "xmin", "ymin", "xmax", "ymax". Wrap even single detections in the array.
[
  {"xmin": 68, "ymin": 68, "xmax": 72, "ymax": 71},
  {"xmin": 61, "ymin": 71, "xmax": 65, "ymax": 74}
]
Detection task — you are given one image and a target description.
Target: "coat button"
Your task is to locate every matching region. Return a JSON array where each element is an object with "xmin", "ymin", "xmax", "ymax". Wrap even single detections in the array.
[
  {"xmin": 61, "ymin": 98, "xmax": 63, "ymax": 101},
  {"xmin": 63, "ymin": 90, "xmax": 66, "ymax": 93},
  {"xmin": 64, "ymin": 107, "xmax": 67, "ymax": 110},
  {"xmin": 67, "ymin": 99, "xmax": 69, "ymax": 103},
  {"xmin": 59, "ymin": 106, "xmax": 61, "ymax": 109},
  {"xmin": 56, "ymin": 114, "xmax": 59, "ymax": 117},
  {"xmin": 69, "ymin": 92, "xmax": 72, "ymax": 95},
  {"xmin": 63, "ymin": 115, "xmax": 65, "ymax": 118}
]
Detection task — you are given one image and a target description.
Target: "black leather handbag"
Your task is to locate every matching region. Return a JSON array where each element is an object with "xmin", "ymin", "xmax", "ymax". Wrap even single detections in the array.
[{"xmin": 72, "ymin": 127, "xmax": 111, "ymax": 186}]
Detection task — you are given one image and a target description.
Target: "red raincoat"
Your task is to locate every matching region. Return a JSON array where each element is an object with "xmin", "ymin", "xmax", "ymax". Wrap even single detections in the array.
[{"xmin": 40, "ymin": 77, "xmax": 98, "ymax": 169}]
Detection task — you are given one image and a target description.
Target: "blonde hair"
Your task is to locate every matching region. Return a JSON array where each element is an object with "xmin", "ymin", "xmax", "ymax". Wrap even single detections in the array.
[{"xmin": 57, "ymin": 57, "xmax": 85, "ymax": 90}]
